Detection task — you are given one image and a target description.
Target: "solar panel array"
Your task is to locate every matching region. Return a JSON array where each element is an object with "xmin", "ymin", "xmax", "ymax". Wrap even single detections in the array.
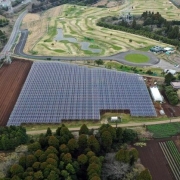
[{"xmin": 7, "ymin": 62, "xmax": 157, "ymax": 126}]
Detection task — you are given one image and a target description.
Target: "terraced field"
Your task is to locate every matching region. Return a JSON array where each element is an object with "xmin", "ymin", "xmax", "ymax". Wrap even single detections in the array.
[{"xmin": 22, "ymin": 0, "xmax": 179, "ymax": 56}]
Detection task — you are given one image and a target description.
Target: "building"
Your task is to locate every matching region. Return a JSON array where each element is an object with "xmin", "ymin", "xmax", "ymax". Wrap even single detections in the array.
[
  {"xmin": 164, "ymin": 69, "xmax": 176, "ymax": 75},
  {"xmin": 171, "ymin": 82, "xmax": 180, "ymax": 89},
  {"xmin": 150, "ymin": 86, "xmax": 163, "ymax": 102}
]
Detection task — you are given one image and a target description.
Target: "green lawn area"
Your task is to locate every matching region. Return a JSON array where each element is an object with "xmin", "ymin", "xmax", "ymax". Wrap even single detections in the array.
[
  {"xmin": 147, "ymin": 122, "xmax": 180, "ymax": 138},
  {"xmin": 125, "ymin": 54, "xmax": 150, "ymax": 63}
]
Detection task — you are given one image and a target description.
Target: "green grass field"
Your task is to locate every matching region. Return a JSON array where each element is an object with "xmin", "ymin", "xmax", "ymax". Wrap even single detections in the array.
[
  {"xmin": 125, "ymin": 54, "xmax": 149, "ymax": 63},
  {"xmin": 147, "ymin": 123, "xmax": 180, "ymax": 138}
]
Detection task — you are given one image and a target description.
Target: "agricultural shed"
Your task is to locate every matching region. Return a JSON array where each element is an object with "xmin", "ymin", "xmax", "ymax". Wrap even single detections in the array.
[
  {"xmin": 110, "ymin": 117, "xmax": 118, "ymax": 121},
  {"xmin": 171, "ymin": 82, "xmax": 180, "ymax": 89},
  {"xmin": 150, "ymin": 86, "xmax": 163, "ymax": 102}
]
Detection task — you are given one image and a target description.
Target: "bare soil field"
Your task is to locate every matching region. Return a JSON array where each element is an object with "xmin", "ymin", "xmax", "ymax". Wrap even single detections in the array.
[
  {"xmin": 136, "ymin": 139, "xmax": 175, "ymax": 180},
  {"xmin": 0, "ymin": 59, "xmax": 33, "ymax": 126}
]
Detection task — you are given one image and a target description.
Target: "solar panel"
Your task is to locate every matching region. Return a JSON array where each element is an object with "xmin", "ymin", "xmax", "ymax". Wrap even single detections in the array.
[{"xmin": 7, "ymin": 62, "xmax": 157, "ymax": 126}]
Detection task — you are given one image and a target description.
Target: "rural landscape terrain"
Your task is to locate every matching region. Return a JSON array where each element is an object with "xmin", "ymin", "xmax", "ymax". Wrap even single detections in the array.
[{"xmin": 1, "ymin": 0, "xmax": 180, "ymax": 179}]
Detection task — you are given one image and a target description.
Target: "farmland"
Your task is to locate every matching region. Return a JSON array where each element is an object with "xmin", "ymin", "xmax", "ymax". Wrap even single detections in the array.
[
  {"xmin": 147, "ymin": 123, "xmax": 180, "ymax": 138},
  {"xmin": 159, "ymin": 141, "xmax": 180, "ymax": 180},
  {"xmin": 0, "ymin": 59, "xmax": 32, "ymax": 126},
  {"xmin": 20, "ymin": 0, "xmax": 180, "ymax": 56},
  {"xmin": 135, "ymin": 139, "xmax": 174, "ymax": 180}
]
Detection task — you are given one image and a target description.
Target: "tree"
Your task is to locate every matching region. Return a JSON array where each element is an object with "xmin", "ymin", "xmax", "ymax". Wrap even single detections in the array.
[
  {"xmin": 78, "ymin": 134, "xmax": 88, "ymax": 152},
  {"xmin": 67, "ymin": 138, "xmax": 78, "ymax": 152},
  {"xmin": 88, "ymin": 135, "xmax": 100, "ymax": 154},
  {"xmin": 46, "ymin": 158, "xmax": 58, "ymax": 167},
  {"xmin": 28, "ymin": 142, "xmax": 41, "ymax": 152},
  {"xmin": 10, "ymin": 164, "xmax": 24, "ymax": 176},
  {"xmin": 32, "ymin": 162, "xmax": 41, "ymax": 171},
  {"xmin": 61, "ymin": 170, "xmax": 69, "ymax": 179},
  {"xmin": 59, "ymin": 144, "xmax": 69, "ymax": 153},
  {"xmin": 122, "ymin": 129, "xmax": 137, "ymax": 143},
  {"xmin": 79, "ymin": 124, "xmax": 89, "ymax": 135},
  {"xmin": 137, "ymin": 169, "xmax": 152, "ymax": 180},
  {"xmin": 116, "ymin": 127, "xmax": 123, "ymax": 143},
  {"xmin": 86, "ymin": 151, "xmax": 95, "ymax": 159},
  {"xmin": 48, "ymin": 136, "xmax": 59, "ymax": 149},
  {"xmin": 95, "ymin": 59, "xmax": 104, "ymax": 66},
  {"xmin": 26, "ymin": 155, "xmax": 37, "ymax": 168},
  {"xmin": 19, "ymin": 155, "xmax": 26, "ymax": 168},
  {"xmin": 45, "ymin": 146, "xmax": 58, "ymax": 155},
  {"xmin": 129, "ymin": 148, "xmax": 139, "ymax": 165},
  {"xmin": 77, "ymin": 154, "xmax": 88, "ymax": 165},
  {"xmin": 62, "ymin": 153, "xmax": 72, "ymax": 164},
  {"xmin": 66, "ymin": 163, "xmax": 76, "ymax": 174},
  {"xmin": 164, "ymin": 72, "xmax": 176, "ymax": 85},
  {"xmin": 46, "ymin": 127, "xmax": 52, "ymax": 137},
  {"xmin": 47, "ymin": 170, "xmax": 59, "ymax": 180},
  {"xmin": 34, "ymin": 149, "xmax": 44, "ymax": 159},
  {"xmin": 101, "ymin": 131, "xmax": 112, "ymax": 152},
  {"xmin": 34, "ymin": 170, "xmax": 43, "ymax": 179}
]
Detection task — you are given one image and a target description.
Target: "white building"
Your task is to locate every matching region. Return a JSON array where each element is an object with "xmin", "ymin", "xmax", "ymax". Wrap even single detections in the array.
[{"xmin": 150, "ymin": 86, "xmax": 163, "ymax": 102}]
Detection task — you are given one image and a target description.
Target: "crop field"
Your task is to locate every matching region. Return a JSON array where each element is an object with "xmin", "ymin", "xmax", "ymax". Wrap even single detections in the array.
[
  {"xmin": 136, "ymin": 139, "xmax": 174, "ymax": 180},
  {"xmin": 159, "ymin": 141, "xmax": 180, "ymax": 180},
  {"xmin": 0, "ymin": 59, "xmax": 33, "ymax": 126},
  {"xmin": 21, "ymin": 0, "xmax": 179, "ymax": 56},
  {"xmin": 147, "ymin": 123, "xmax": 180, "ymax": 138}
]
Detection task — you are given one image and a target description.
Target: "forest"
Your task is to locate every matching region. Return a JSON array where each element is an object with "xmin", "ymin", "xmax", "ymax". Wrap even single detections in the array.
[{"xmin": 2, "ymin": 124, "xmax": 152, "ymax": 180}]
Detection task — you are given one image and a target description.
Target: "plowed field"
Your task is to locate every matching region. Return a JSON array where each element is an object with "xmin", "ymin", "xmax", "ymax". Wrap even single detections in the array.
[
  {"xmin": 0, "ymin": 59, "xmax": 33, "ymax": 126},
  {"xmin": 136, "ymin": 139, "xmax": 175, "ymax": 180}
]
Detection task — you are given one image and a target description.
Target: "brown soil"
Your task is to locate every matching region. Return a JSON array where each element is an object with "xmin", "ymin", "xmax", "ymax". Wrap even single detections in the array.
[
  {"xmin": 136, "ymin": 139, "xmax": 175, "ymax": 180},
  {"xmin": 0, "ymin": 59, "xmax": 33, "ymax": 126}
]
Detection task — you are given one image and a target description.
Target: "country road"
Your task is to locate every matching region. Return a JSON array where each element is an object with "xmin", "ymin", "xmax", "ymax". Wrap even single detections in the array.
[
  {"xmin": 26, "ymin": 118, "xmax": 180, "ymax": 135},
  {"xmin": 0, "ymin": 10, "xmax": 27, "ymax": 60}
]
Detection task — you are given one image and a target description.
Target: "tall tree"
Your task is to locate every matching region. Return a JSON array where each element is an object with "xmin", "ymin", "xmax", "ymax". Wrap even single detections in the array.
[{"xmin": 79, "ymin": 124, "xmax": 89, "ymax": 135}]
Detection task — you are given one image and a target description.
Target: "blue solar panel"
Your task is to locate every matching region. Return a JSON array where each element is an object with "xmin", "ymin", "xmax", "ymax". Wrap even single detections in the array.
[{"xmin": 7, "ymin": 62, "xmax": 157, "ymax": 126}]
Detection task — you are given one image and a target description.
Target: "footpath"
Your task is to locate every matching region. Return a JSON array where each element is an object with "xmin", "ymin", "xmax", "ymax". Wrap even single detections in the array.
[{"xmin": 26, "ymin": 118, "xmax": 180, "ymax": 135}]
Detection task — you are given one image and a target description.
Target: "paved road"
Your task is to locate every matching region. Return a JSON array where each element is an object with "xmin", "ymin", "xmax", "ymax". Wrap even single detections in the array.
[
  {"xmin": 14, "ymin": 29, "xmax": 160, "ymax": 67},
  {"xmin": 0, "ymin": 10, "xmax": 27, "ymax": 60},
  {"xmin": 26, "ymin": 118, "xmax": 180, "ymax": 135}
]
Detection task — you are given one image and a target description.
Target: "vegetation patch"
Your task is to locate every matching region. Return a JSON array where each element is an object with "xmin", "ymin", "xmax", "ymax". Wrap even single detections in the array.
[
  {"xmin": 147, "ymin": 123, "xmax": 180, "ymax": 138},
  {"xmin": 125, "ymin": 54, "xmax": 149, "ymax": 63}
]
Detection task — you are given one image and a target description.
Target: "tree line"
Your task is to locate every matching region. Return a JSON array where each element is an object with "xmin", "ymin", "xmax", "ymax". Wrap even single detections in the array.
[
  {"xmin": 0, "ymin": 126, "xmax": 28, "ymax": 150},
  {"xmin": 97, "ymin": 11, "xmax": 180, "ymax": 47},
  {"xmin": 4, "ymin": 124, "xmax": 152, "ymax": 180}
]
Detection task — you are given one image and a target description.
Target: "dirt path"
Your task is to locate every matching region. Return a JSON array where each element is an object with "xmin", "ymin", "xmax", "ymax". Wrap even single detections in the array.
[{"xmin": 27, "ymin": 118, "xmax": 180, "ymax": 135}]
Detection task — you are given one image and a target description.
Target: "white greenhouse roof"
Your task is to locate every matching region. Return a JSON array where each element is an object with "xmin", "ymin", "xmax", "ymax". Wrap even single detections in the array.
[{"xmin": 150, "ymin": 86, "xmax": 163, "ymax": 102}]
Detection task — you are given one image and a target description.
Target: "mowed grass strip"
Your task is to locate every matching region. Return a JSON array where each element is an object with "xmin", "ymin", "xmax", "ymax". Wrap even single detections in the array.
[{"xmin": 125, "ymin": 54, "xmax": 149, "ymax": 63}]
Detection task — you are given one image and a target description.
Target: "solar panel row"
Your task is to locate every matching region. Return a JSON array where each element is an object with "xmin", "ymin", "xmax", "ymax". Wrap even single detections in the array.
[{"xmin": 7, "ymin": 62, "xmax": 157, "ymax": 126}]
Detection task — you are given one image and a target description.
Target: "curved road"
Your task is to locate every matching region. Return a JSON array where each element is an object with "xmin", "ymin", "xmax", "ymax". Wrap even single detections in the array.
[
  {"xmin": 0, "ymin": 10, "xmax": 27, "ymax": 60},
  {"xmin": 14, "ymin": 29, "xmax": 160, "ymax": 66}
]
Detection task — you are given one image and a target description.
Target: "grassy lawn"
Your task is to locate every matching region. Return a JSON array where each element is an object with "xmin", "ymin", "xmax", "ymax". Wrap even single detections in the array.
[{"xmin": 125, "ymin": 54, "xmax": 150, "ymax": 63}]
